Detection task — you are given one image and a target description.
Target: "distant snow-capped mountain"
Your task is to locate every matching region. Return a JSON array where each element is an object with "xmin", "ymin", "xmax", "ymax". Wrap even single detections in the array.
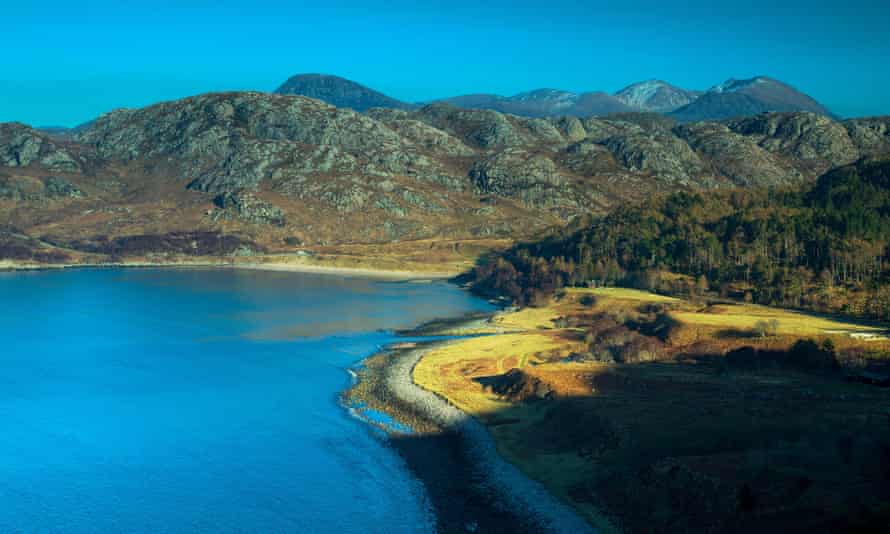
[
  {"xmin": 271, "ymin": 73, "xmax": 834, "ymax": 121},
  {"xmin": 435, "ymin": 89, "xmax": 634, "ymax": 117},
  {"xmin": 614, "ymin": 80, "xmax": 701, "ymax": 112},
  {"xmin": 669, "ymin": 76, "xmax": 834, "ymax": 122}
]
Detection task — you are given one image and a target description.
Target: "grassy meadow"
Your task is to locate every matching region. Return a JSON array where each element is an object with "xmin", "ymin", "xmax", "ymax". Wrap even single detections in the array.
[{"xmin": 412, "ymin": 287, "xmax": 890, "ymax": 531}]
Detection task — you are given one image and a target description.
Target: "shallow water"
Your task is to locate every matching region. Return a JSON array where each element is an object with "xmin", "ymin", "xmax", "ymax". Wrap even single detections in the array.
[{"xmin": 0, "ymin": 268, "xmax": 494, "ymax": 533}]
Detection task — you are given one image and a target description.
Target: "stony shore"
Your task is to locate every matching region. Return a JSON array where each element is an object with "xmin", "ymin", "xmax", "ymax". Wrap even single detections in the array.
[{"xmin": 347, "ymin": 340, "xmax": 596, "ymax": 534}]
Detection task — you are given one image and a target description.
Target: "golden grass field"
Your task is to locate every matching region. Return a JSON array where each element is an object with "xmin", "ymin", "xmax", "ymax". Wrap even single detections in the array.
[{"xmin": 412, "ymin": 286, "xmax": 890, "ymax": 531}]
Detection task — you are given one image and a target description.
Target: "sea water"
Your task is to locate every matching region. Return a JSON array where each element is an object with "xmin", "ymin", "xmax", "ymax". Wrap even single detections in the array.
[{"xmin": 0, "ymin": 268, "xmax": 494, "ymax": 533}]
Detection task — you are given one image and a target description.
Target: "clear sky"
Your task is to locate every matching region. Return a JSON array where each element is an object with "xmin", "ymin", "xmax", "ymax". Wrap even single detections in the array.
[{"xmin": 3, "ymin": 0, "xmax": 888, "ymax": 126}]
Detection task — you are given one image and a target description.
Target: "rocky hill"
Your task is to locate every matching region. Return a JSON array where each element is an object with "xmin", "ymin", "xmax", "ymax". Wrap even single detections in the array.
[
  {"xmin": 274, "ymin": 73, "xmax": 414, "ymax": 112},
  {"xmin": 1, "ymin": 91, "xmax": 887, "ymax": 265}
]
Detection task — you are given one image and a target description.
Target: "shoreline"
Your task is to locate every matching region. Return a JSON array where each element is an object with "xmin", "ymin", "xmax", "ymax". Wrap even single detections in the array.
[
  {"xmin": 0, "ymin": 259, "xmax": 455, "ymax": 281},
  {"xmin": 346, "ymin": 338, "xmax": 596, "ymax": 534},
  {"xmin": 5, "ymin": 258, "xmax": 590, "ymax": 530}
]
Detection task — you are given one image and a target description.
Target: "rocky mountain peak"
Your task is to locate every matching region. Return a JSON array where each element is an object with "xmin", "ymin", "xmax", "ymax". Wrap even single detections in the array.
[{"xmin": 614, "ymin": 80, "xmax": 700, "ymax": 113}]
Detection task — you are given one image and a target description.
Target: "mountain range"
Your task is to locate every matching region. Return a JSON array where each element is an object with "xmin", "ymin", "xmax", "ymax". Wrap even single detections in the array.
[
  {"xmin": 2, "ymin": 83, "xmax": 888, "ymax": 266},
  {"xmin": 275, "ymin": 74, "xmax": 835, "ymax": 121}
]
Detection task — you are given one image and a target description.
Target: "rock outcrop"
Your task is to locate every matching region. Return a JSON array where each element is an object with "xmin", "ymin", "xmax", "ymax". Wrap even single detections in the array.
[
  {"xmin": 213, "ymin": 191, "xmax": 285, "ymax": 226},
  {"xmin": 0, "ymin": 123, "xmax": 82, "ymax": 173},
  {"xmin": 470, "ymin": 149, "xmax": 566, "ymax": 206},
  {"xmin": 675, "ymin": 122, "xmax": 803, "ymax": 186},
  {"xmin": 727, "ymin": 112, "xmax": 859, "ymax": 175},
  {"xmin": 844, "ymin": 117, "xmax": 890, "ymax": 155},
  {"xmin": 0, "ymin": 174, "xmax": 84, "ymax": 201},
  {"xmin": 600, "ymin": 131, "xmax": 708, "ymax": 185}
]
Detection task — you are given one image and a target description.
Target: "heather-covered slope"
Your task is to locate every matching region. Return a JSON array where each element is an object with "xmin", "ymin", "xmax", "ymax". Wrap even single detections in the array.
[
  {"xmin": 469, "ymin": 158, "xmax": 890, "ymax": 320},
  {"xmin": 2, "ymin": 90, "xmax": 888, "ymax": 266}
]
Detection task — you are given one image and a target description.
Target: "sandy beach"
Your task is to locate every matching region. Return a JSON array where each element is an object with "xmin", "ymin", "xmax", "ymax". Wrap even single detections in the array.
[
  {"xmin": 229, "ymin": 261, "xmax": 454, "ymax": 280},
  {"xmin": 0, "ymin": 258, "xmax": 456, "ymax": 281}
]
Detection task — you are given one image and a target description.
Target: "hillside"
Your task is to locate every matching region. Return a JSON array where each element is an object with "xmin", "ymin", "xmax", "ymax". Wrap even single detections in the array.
[
  {"xmin": 407, "ymin": 287, "xmax": 890, "ymax": 532},
  {"xmin": 469, "ymin": 157, "xmax": 890, "ymax": 320},
  {"xmin": 1, "ymin": 92, "xmax": 888, "ymax": 269}
]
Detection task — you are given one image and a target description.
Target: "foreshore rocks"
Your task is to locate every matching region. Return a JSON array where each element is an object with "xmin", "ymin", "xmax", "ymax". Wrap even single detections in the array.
[{"xmin": 361, "ymin": 343, "xmax": 597, "ymax": 534}]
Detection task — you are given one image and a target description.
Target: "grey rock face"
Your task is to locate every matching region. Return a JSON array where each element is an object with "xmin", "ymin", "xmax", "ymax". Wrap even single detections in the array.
[
  {"xmin": 78, "ymin": 92, "xmax": 406, "ymax": 193},
  {"xmin": 212, "ymin": 191, "xmax": 285, "ymax": 226},
  {"xmin": 675, "ymin": 122, "xmax": 802, "ymax": 186},
  {"xmin": 726, "ymin": 112, "xmax": 859, "ymax": 173},
  {"xmin": 271, "ymin": 172, "xmax": 371, "ymax": 214},
  {"xmin": 471, "ymin": 149, "xmax": 567, "ymax": 206},
  {"xmin": 844, "ymin": 117, "xmax": 890, "ymax": 154},
  {"xmin": 561, "ymin": 140, "xmax": 617, "ymax": 176},
  {"xmin": 0, "ymin": 123, "xmax": 81, "ymax": 173},
  {"xmin": 10, "ymin": 85, "xmax": 886, "ymax": 249},
  {"xmin": 367, "ymin": 115, "xmax": 475, "ymax": 157},
  {"xmin": 414, "ymin": 104, "xmax": 533, "ymax": 149},
  {"xmin": 579, "ymin": 118, "xmax": 633, "ymax": 142},
  {"xmin": 0, "ymin": 128, "xmax": 41, "ymax": 167},
  {"xmin": 0, "ymin": 175, "xmax": 84, "ymax": 201},
  {"xmin": 550, "ymin": 116, "xmax": 587, "ymax": 143},
  {"xmin": 600, "ymin": 131, "xmax": 707, "ymax": 185}
]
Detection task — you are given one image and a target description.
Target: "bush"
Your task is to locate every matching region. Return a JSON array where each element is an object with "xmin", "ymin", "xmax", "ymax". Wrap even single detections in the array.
[{"xmin": 580, "ymin": 295, "xmax": 596, "ymax": 307}]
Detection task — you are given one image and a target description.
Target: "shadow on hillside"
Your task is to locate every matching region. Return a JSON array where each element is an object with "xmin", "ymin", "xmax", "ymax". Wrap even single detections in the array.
[{"xmin": 419, "ymin": 354, "xmax": 890, "ymax": 533}]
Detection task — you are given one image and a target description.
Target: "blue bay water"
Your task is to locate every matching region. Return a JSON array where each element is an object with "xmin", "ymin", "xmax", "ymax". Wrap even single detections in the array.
[{"xmin": 0, "ymin": 268, "xmax": 494, "ymax": 533}]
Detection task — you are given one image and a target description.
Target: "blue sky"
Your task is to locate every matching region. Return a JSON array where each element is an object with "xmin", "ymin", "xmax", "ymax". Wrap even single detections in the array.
[{"xmin": 3, "ymin": 0, "xmax": 888, "ymax": 126}]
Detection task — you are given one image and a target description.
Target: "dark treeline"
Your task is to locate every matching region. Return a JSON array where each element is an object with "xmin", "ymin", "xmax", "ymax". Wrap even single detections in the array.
[{"xmin": 471, "ymin": 158, "xmax": 890, "ymax": 320}]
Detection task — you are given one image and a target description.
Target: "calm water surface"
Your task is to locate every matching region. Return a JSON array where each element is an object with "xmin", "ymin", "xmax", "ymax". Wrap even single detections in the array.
[{"xmin": 0, "ymin": 268, "xmax": 494, "ymax": 533}]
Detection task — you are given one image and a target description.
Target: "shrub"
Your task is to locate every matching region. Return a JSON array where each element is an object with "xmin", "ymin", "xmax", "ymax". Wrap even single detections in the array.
[{"xmin": 580, "ymin": 295, "xmax": 596, "ymax": 307}]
